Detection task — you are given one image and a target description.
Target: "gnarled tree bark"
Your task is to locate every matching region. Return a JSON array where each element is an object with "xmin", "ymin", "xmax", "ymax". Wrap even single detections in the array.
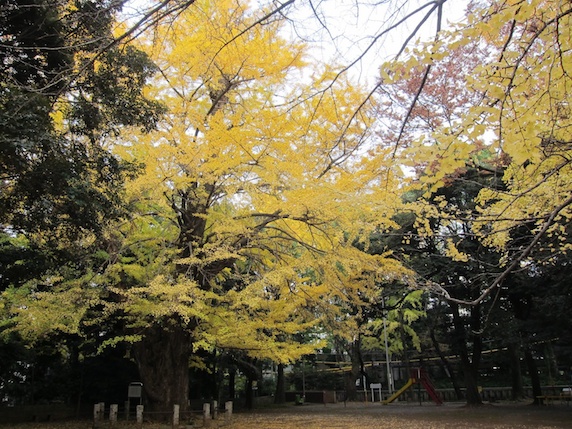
[{"xmin": 133, "ymin": 323, "xmax": 191, "ymax": 414}]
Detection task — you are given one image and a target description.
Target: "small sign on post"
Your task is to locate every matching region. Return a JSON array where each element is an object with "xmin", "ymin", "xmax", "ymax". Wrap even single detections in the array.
[
  {"xmin": 370, "ymin": 383, "xmax": 382, "ymax": 402},
  {"xmin": 128, "ymin": 382, "xmax": 143, "ymax": 403},
  {"xmin": 127, "ymin": 382, "xmax": 143, "ymax": 421}
]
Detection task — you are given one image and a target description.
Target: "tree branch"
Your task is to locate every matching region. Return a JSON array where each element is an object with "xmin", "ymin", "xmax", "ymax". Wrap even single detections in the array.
[{"xmin": 434, "ymin": 193, "xmax": 572, "ymax": 306}]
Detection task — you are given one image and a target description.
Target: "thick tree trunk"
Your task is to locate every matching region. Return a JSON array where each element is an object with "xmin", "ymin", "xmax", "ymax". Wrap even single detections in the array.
[
  {"xmin": 544, "ymin": 341, "xmax": 558, "ymax": 385},
  {"xmin": 274, "ymin": 363, "xmax": 286, "ymax": 404},
  {"xmin": 133, "ymin": 323, "xmax": 191, "ymax": 414},
  {"xmin": 524, "ymin": 348, "xmax": 542, "ymax": 405},
  {"xmin": 461, "ymin": 361, "xmax": 482, "ymax": 405},
  {"xmin": 345, "ymin": 338, "xmax": 361, "ymax": 401},
  {"xmin": 216, "ymin": 365, "xmax": 225, "ymax": 405},
  {"xmin": 451, "ymin": 302, "xmax": 483, "ymax": 406},
  {"xmin": 236, "ymin": 358, "xmax": 259, "ymax": 409},
  {"xmin": 344, "ymin": 369, "xmax": 359, "ymax": 401},
  {"xmin": 508, "ymin": 343, "xmax": 525, "ymax": 400},
  {"xmin": 430, "ymin": 328, "xmax": 464, "ymax": 400},
  {"xmin": 68, "ymin": 339, "xmax": 84, "ymax": 418},
  {"xmin": 245, "ymin": 377, "xmax": 255, "ymax": 409},
  {"xmin": 228, "ymin": 368, "xmax": 236, "ymax": 400}
]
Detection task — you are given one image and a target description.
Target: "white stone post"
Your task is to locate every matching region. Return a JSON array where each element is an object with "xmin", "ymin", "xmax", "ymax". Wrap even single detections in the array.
[
  {"xmin": 110, "ymin": 404, "xmax": 118, "ymax": 425},
  {"xmin": 172, "ymin": 404, "xmax": 180, "ymax": 428},
  {"xmin": 136, "ymin": 404, "xmax": 144, "ymax": 428},
  {"xmin": 203, "ymin": 402, "xmax": 211, "ymax": 427},
  {"xmin": 93, "ymin": 403, "xmax": 101, "ymax": 428},
  {"xmin": 225, "ymin": 401, "xmax": 233, "ymax": 421},
  {"xmin": 212, "ymin": 400, "xmax": 218, "ymax": 419}
]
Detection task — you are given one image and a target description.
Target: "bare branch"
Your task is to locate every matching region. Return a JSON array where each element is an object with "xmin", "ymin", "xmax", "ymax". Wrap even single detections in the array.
[{"xmin": 436, "ymin": 194, "xmax": 572, "ymax": 306}]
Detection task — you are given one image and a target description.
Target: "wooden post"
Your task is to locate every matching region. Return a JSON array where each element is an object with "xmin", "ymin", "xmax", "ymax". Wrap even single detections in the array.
[
  {"xmin": 110, "ymin": 404, "xmax": 118, "ymax": 426},
  {"xmin": 203, "ymin": 403, "xmax": 211, "ymax": 427},
  {"xmin": 136, "ymin": 404, "xmax": 144, "ymax": 429},
  {"xmin": 225, "ymin": 401, "xmax": 233, "ymax": 421},
  {"xmin": 172, "ymin": 404, "xmax": 180, "ymax": 428},
  {"xmin": 212, "ymin": 400, "xmax": 218, "ymax": 420}
]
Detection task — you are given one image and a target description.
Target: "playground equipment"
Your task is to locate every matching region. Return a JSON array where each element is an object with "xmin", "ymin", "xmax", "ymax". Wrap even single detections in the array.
[{"xmin": 382, "ymin": 368, "xmax": 443, "ymax": 405}]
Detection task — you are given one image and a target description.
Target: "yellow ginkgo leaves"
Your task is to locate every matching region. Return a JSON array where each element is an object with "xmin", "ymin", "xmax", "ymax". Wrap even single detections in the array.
[{"xmin": 113, "ymin": 0, "xmax": 409, "ymax": 367}]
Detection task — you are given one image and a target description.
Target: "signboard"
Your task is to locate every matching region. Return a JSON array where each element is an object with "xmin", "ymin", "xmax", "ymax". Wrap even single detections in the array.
[
  {"xmin": 128, "ymin": 382, "xmax": 143, "ymax": 398},
  {"xmin": 370, "ymin": 383, "xmax": 382, "ymax": 402}
]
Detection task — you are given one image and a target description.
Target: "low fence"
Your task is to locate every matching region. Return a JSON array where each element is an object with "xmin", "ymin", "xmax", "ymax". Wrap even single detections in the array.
[
  {"xmin": 288, "ymin": 386, "xmax": 572, "ymax": 404},
  {"xmin": 417, "ymin": 386, "xmax": 570, "ymax": 403},
  {"xmin": 284, "ymin": 391, "xmax": 337, "ymax": 404},
  {"xmin": 92, "ymin": 400, "xmax": 233, "ymax": 428},
  {"xmin": 0, "ymin": 404, "xmax": 79, "ymax": 424}
]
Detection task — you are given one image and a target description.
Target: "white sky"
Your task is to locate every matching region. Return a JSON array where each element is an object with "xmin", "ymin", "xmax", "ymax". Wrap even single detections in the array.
[{"xmin": 284, "ymin": 0, "xmax": 470, "ymax": 84}]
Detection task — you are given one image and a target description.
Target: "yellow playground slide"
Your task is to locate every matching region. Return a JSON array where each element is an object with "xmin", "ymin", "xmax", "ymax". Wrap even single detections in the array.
[{"xmin": 382, "ymin": 378, "xmax": 415, "ymax": 405}]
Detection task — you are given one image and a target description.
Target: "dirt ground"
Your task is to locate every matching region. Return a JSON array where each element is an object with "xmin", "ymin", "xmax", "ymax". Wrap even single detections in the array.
[
  {"xmin": 1, "ymin": 401, "xmax": 571, "ymax": 429},
  {"xmin": 228, "ymin": 401, "xmax": 572, "ymax": 429}
]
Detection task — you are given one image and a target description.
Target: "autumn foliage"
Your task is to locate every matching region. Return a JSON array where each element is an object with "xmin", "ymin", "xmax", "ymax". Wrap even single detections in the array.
[{"xmin": 2, "ymin": 0, "xmax": 572, "ymax": 411}]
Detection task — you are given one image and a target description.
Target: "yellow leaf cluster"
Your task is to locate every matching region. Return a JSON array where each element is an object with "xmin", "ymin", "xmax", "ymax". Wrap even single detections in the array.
[
  {"xmin": 388, "ymin": 0, "xmax": 572, "ymax": 259},
  {"xmin": 106, "ymin": 0, "xmax": 410, "ymax": 364}
]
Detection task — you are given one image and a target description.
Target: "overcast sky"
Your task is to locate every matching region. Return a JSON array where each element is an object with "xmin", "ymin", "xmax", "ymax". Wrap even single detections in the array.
[{"xmin": 284, "ymin": 0, "xmax": 470, "ymax": 84}]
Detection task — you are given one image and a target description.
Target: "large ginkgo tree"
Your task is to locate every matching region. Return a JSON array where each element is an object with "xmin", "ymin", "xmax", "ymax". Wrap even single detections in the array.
[{"xmin": 59, "ymin": 0, "xmax": 407, "ymax": 411}]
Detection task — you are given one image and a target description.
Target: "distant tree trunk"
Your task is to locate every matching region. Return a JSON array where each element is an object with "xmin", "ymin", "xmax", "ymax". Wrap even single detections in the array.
[
  {"xmin": 237, "ymin": 358, "xmax": 259, "ymax": 409},
  {"xmin": 430, "ymin": 328, "xmax": 464, "ymax": 400},
  {"xmin": 461, "ymin": 360, "xmax": 482, "ymax": 405},
  {"xmin": 274, "ymin": 363, "xmax": 286, "ymax": 404},
  {"xmin": 398, "ymin": 311, "xmax": 414, "ymax": 401},
  {"xmin": 451, "ymin": 302, "xmax": 483, "ymax": 406},
  {"xmin": 68, "ymin": 338, "xmax": 85, "ymax": 418},
  {"xmin": 245, "ymin": 377, "xmax": 255, "ymax": 409},
  {"xmin": 507, "ymin": 288, "xmax": 540, "ymax": 403},
  {"xmin": 345, "ymin": 338, "xmax": 361, "ymax": 401},
  {"xmin": 133, "ymin": 323, "xmax": 191, "ymax": 414},
  {"xmin": 508, "ymin": 343, "xmax": 525, "ymax": 400},
  {"xmin": 524, "ymin": 348, "xmax": 542, "ymax": 405},
  {"xmin": 544, "ymin": 341, "xmax": 558, "ymax": 386},
  {"xmin": 228, "ymin": 368, "xmax": 236, "ymax": 401},
  {"xmin": 216, "ymin": 363, "xmax": 225, "ymax": 405}
]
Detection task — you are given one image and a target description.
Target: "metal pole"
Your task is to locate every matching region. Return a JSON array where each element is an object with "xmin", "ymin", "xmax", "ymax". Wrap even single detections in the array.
[
  {"xmin": 383, "ymin": 297, "xmax": 394, "ymax": 395},
  {"xmin": 417, "ymin": 369, "xmax": 422, "ymax": 406},
  {"xmin": 302, "ymin": 360, "xmax": 306, "ymax": 400}
]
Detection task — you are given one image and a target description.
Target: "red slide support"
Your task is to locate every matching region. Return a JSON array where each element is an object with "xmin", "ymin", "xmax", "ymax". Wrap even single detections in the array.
[{"xmin": 411, "ymin": 368, "xmax": 443, "ymax": 405}]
